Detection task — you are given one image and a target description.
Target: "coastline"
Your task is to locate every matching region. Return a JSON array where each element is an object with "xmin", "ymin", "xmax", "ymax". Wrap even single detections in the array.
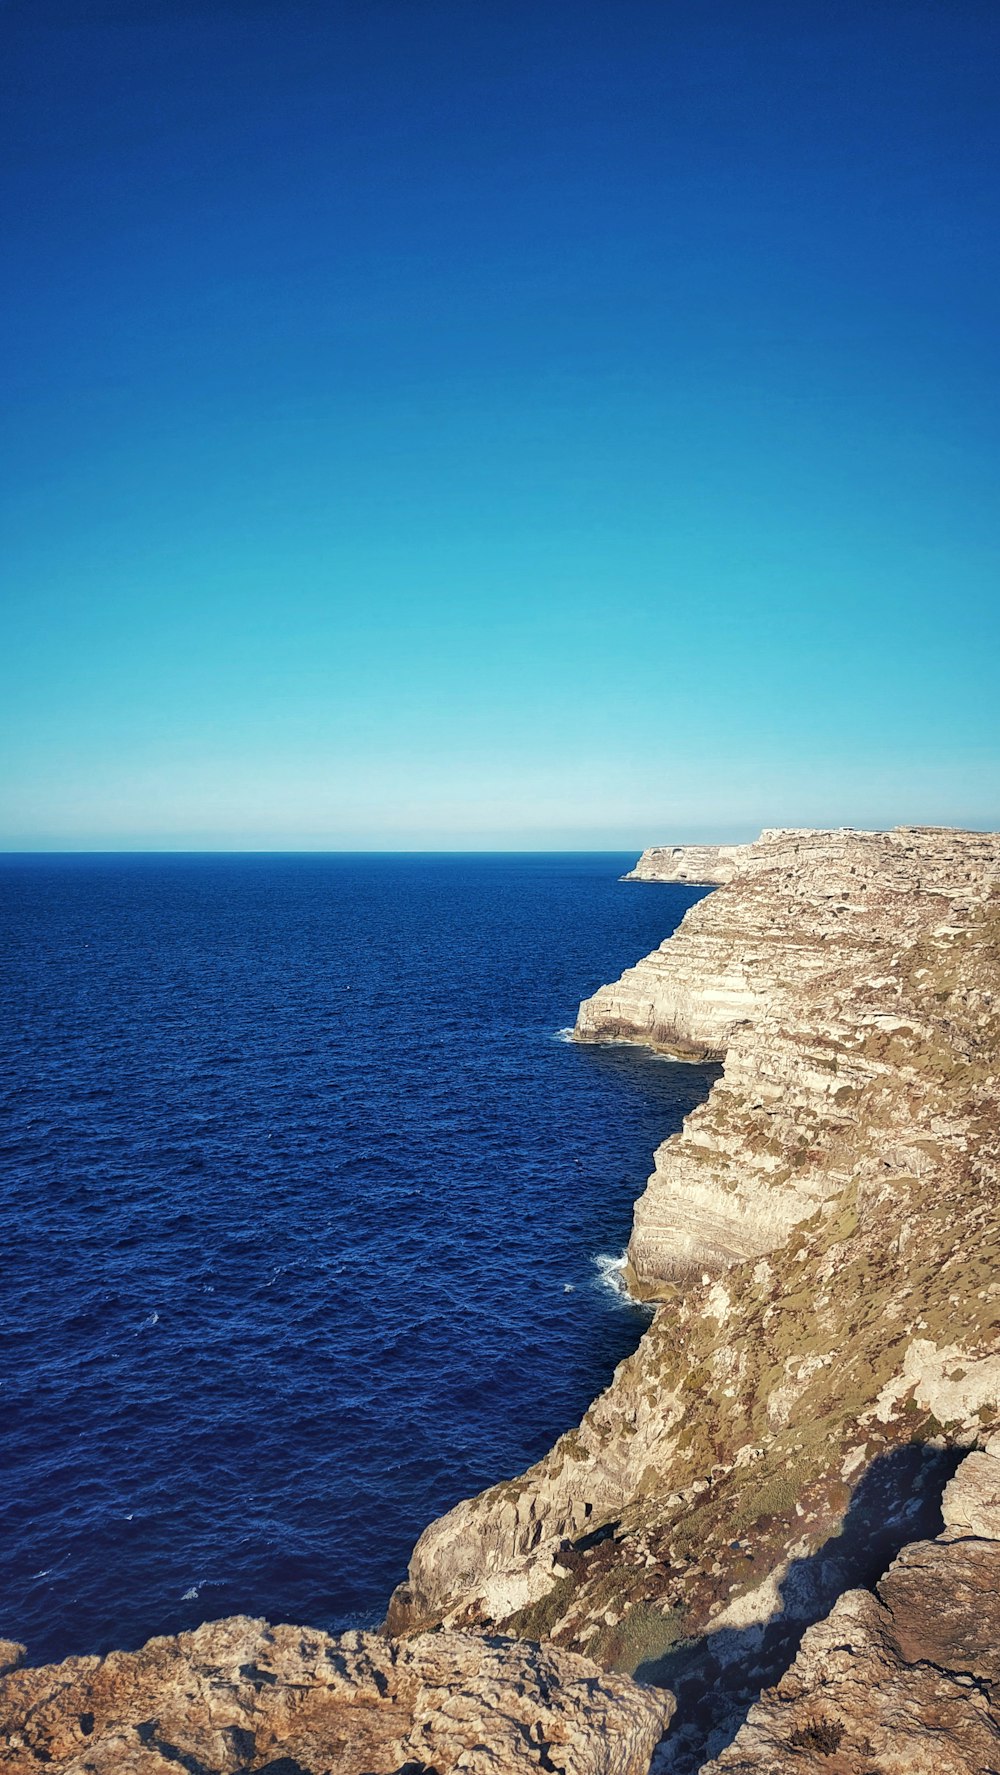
[
  {"xmin": 5, "ymin": 827, "xmax": 1000, "ymax": 1773},
  {"xmin": 385, "ymin": 825, "xmax": 1000, "ymax": 1765}
]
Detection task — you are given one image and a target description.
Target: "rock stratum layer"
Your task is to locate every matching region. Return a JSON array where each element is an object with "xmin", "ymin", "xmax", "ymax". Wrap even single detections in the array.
[
  {"xmin": 579, "ymin": 826, "xmax": 1000, "ymax": 1285},
  {"xmin": 388, "ymin": 826, "xmax": 1000, "ymax": 1769},
  {"xmin": 622, "ymin": 846, "xmax": 752, "ymax": 885},
  {"xmin": 0, "ymin": 1621, "xmax": 670, "ymax": 1774}
]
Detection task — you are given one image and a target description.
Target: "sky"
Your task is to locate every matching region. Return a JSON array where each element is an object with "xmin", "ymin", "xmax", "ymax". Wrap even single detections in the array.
[{"xmin": 2, "ymin": 0, "xmax": 998, "ymax": 849}]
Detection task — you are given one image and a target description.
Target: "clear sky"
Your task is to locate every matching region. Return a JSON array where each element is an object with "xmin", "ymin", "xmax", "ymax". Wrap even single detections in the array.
[{"xmin": 2, "ymin": 0, "xmax": 998, "ymax": 849}]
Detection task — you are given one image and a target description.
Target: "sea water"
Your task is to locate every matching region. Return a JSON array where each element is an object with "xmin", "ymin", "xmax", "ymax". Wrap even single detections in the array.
[{"xmin": 0, "ymin": 854, "xmax": 718, "ymax": 1662}]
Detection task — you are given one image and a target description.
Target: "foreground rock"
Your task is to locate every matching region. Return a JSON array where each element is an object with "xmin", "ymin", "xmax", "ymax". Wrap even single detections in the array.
[
  {"xmin": 622, "ymin": 847, "xmax": 751, "ymax": 885},
  {"xmin": 702, "ymin": 1449, "xmax": 1000, "ymax": 1773},
  {"xmin": 387, "ymin": 826, "xmax": 1000, "ymax": 1771},
  {"xmin": 0, "ymin": 1620, "xmax": 672, "ymax": 1774}
]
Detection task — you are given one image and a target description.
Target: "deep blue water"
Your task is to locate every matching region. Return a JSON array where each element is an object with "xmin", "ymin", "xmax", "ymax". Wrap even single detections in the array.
[{"xmin": 0, "ymin": 854, "xmax": 717, "ymax": 1665}]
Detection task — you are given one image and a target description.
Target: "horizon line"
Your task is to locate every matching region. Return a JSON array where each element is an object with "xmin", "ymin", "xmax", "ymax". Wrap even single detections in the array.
[{"xmin": 0, "ymin": 845, "xmax": 655, "ymax": 858}]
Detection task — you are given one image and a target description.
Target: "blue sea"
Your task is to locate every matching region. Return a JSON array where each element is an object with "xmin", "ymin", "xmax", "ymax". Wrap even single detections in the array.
[{"xmin": 0, "ymin": 854, "xmax": 716, "ymax": 1665}]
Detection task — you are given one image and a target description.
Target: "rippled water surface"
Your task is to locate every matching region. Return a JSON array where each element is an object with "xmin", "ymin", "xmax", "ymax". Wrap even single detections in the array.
[{"xmin": 0, "ymin": 854, "xmax": 717, "ymax": 1662}]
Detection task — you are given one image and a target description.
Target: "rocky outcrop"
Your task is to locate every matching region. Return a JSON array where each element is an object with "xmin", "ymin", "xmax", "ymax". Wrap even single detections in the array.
[
  {"xmin": 701, "ymin": 1448, "xmax": 1000, "ymax": 1773},
  {"xmin": 387, "ymin": 826, "xmax": 1000, "ymax": 1774},
  {"xmin": 623, "ymin": 846, "xmax": 752, "ymax": 885},
  {"xmin": 0, "ymin": 1619, "xmax": 671, "ymax": 1774}
]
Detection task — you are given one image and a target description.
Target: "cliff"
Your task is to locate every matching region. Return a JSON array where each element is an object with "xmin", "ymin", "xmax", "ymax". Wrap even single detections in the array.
[
  {"xmin": 579, "ymin": 826, "xmax": 1000, "ymax": 1288},
  {"xmin": 623, "ymin": 846, "xmax": 752, "ymax": 885},
  {"xmin": 6, "ymin": 1456, "xmax": 1000, "ymax": 1775},
  {"xmin": 387, "ymin": 826, "xmax": 1000, "ymax": 1768}
]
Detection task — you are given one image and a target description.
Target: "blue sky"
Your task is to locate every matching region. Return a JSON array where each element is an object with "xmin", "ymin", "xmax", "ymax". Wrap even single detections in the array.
[{"xmin": 2, "ymin": 0, "xmax": 998, "ymax": 848}]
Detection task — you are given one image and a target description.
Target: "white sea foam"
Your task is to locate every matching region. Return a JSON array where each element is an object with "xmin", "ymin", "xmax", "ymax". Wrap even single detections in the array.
[
  {"xmin": 592, "ymin": 1251, "xmax": 651, "ymax": 1313},
  {"xmin": 181, "ymin": 1578, "xmax": 223, "ymax": 1600},
  {"xmin": 137, "ymin": 1310, "xmax": 159, "ymax": 1330},
  {"xmin": 593, "ymin": 1251, "xmax": 629, "ymax": 1297},
  {"xmin": 553, "ymin": 1027, "xmax": 576, "ymax": 1044}
]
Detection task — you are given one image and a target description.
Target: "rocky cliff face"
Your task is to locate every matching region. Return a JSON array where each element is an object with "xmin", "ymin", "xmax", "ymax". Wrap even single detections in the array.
[
  {"xmin": 702, "ymin": 1447, "xmax": 1000, "ymax": 1773},
  {"xmin": 579, "ymin": 827, "xmax": 1000, "ymax": 1287},
  {"xmin": 387, "ymin": 827, "xmax": 1000, "ymax": 1770},
  {"xmin": 0, "ymin": 1621, "xmax": 670, "ymax": 1774},
  {"xmin": 623, "ymin": 846, "xmax": 752, "ymax": 885}
]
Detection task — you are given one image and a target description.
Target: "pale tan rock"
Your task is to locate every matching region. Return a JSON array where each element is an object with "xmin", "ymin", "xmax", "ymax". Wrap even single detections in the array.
[
  {"xmin": 577, "ymin": 826, "xmax": 1000, "ymax": 1285},
  {"xmin": 941, "ymin": 1449, "xmax": 1000, "ymax": 1541},
  {"xmin": 622, "ymin": 846, "xmax": 752, "ymax": 885},
  {"xmin": 0, "ymin": 1619, "xmax": 672, "ymax": 1774}
]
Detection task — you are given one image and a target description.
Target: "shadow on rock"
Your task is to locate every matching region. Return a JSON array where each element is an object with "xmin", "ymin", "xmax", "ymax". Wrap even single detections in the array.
[{"xmin": 637, "ymin": 1440, "xmax": 964, "ymax": 1774}]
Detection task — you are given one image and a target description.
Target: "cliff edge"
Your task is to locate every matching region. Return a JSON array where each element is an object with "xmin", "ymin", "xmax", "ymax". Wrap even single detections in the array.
[
  {"xmin": 388, "ymin": 826, "xmax": 1000, "ymax": 1767},
  {"xmin": 623, "ymin": 845, "xmax": 752, "ymax": 885},
  {"xmin": 579, "ymin": 826, "xmax": 999, "ymax": 1289}
]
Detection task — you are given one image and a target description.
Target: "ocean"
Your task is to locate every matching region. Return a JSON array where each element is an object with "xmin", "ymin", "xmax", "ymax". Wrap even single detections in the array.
[{"xmin": 0, "ymin": 853, "xmax": 717, "ymax": 1664}]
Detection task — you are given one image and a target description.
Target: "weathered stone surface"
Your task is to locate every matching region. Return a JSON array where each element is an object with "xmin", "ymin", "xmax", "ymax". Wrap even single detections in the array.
[
  {"xmin": 622, "ymin": 846, "xmax": 752, "ymax": 885},
  {"xmin": 387, "ymin": 826, "xmax": 1000, "ymax": 1774},
  {"xmin": 941, "ymin": 1448, "xmax": 1000, "ymax": 1541},
  {"xmin": 0, "ymin": 1619, "xmax": 672, "ymax": 1774},
  {"xmin": 702, "ymin": 1452, "xmax": 1000, "ymax": 1774}
]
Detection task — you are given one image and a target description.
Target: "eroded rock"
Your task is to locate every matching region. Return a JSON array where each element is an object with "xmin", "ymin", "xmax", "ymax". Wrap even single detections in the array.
[
  {"xmin": 702, "ymin": 1451, "xmax": 1000, "ymax": 1774},
  {"xmin": 941, "ymin": 1449, "xmax": 1000, "ymax": 1541},
  {"xmin": 0, "ymin": 1619, "xmax": 672, "ymax": 1774}
]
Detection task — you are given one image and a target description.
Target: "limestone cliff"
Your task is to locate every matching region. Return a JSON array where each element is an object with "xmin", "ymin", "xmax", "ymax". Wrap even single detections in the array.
[
  {"xmin": 579, "ymin": 827, "xmax": 1000, "ymax": 1285},
  {"xmin": 623, "ymin": 846, "xmax": 752, "ymax": 885},
  {"xmin": 387, "ymin": 826, "xmax": 1000, "ymax": 1770},
  {"xmin": 0, "ymin": 1621, "xmax": 670, "ymax": 1774}
]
